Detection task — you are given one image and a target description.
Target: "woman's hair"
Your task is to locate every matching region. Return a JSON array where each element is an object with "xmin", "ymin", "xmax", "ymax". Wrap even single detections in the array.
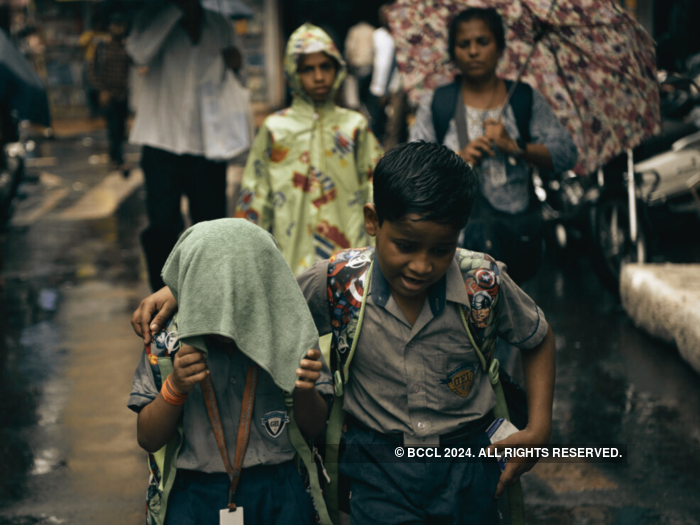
[{"xmin": 448, "ymin": 7, "xmax": 506, "ymax": 61}]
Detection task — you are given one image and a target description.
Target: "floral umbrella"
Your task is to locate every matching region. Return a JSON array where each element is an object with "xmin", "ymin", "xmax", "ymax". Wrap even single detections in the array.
[{"xmin": 386, "ymin": 0, "xmax": 661, "ymax": 175}]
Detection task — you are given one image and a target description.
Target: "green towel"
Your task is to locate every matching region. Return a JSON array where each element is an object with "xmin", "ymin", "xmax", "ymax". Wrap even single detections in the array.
[{"xmin": 161, "ymin": 219, "xmax": 319, "ymax": 393}]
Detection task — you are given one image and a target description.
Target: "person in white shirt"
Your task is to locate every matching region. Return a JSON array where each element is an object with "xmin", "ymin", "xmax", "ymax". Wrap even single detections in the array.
[
  {"xmin": 368, "ymin": 5, "xmax": 401, "ymax": 146},
  {"xmin": 126, "ymin": 0, "xmax": 242, "ymax": 291},
  {"xmin": 344, "ymin": 21, "xmax": 375, "ymax": 111}
]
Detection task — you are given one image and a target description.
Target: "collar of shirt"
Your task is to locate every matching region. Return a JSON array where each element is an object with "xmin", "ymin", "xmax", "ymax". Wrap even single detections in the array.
[{"xmin": 368, "ymin": 251, "xmax": 471, "ymax": 316}]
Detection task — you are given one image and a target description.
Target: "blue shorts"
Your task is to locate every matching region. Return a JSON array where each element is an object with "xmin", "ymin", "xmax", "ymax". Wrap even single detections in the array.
[
  {"xmin": 340, "ymin": 424, "xmax": 502, "ymax": 525},
  {"xmin": 164, "ymin": 460, "xmax": 316, "ymax": 525}
]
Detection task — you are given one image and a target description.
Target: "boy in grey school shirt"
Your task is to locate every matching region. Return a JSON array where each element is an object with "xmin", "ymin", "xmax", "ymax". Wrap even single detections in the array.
[
  {"xmin": 296, "ymin": 142, "xmax": 555, "ymax": 524},
  {"xmin": 130, "ymin": 144, "xmax": 556, "ymax": 524}
]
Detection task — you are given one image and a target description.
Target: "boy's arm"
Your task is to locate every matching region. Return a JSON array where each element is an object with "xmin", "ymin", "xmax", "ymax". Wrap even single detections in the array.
[
  {"xmin": 296, "ymin": 262, "xmax": 333, "ymax": 337},
  {"xmin": 487, "ymin": 265, "xmax": 556, "ymax": 497},
  {"xmin": 292, "ymin": 349, "xmax": 329, "ymax": 439},
  {"xmin": 235, "ymin": 122, "xmax": 274, "ymax": 232},
  {"xmin": 488, "ymin": 325, "xmax": 555, "ymax": 498},
  {"xmin": 137, "ymin": 345, "xmax": 208, "ymax": 452}
]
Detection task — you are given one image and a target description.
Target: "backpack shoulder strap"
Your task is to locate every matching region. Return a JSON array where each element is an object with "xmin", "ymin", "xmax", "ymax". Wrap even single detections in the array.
[
  {"xmin": 326, "ymin": 247, "xmax": 374, "ymax": 385},
  {"xmin": 431, "ymin": 80, "xmax": 461, "ymax": 145},
  {"xmin": 503, "ymin": 80, "xmax": 533, "ymax": 144}
]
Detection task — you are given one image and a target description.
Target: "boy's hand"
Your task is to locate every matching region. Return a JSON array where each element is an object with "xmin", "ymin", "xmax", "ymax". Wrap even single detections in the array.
[
  {"xmin": 295, "ymin": 349, "xmax": 322, "ymax": 390},
  {"xmin": 487, "ymin": 426, "xmax": 549, "ymax": 499},
  {"xmin": 170, "ymin": 344, "xmax": 208, "ymax": 395},
  {"xmin": 131, "ymin": 286, "xmax": 179, "ymax": 345}
]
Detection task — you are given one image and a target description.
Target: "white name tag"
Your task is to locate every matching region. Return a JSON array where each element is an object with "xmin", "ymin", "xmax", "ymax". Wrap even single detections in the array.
[{"xmin": 220, "ymin": 507, "xmax": 244, "ymax": 525}]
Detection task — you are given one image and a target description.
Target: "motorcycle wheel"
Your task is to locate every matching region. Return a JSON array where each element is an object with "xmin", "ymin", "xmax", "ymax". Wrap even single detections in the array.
[{"xmin": 588, "ymin": 195, "xmax": 651, "ymax": 294}]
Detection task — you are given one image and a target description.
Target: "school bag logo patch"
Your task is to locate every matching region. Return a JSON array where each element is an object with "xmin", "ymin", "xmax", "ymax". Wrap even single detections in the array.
[
  {"xmin": 441, "ymin": 363, "xmax": 476, "ymax": 398},
  {"xmin": 261, "ymin": 410, "xmax": 290, "ymax": 438}
]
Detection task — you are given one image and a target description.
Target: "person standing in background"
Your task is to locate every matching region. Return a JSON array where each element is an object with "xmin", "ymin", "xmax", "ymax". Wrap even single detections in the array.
[
  {"xmin": 79, "ymin": 14, "xmax": 108, "ymax": 118},
  {"xmin": 368, "ymin": 5, "xmax": 406, "ymax": 148},
  {"xmin": 343, "ymin": 20, "xmax": 375, "ymax": 111},
  {"xmin": 89, "ymin": 13, "xmax": 130, "ymax": 176},
  {"xmin": 126, "ymin": 0, "xmax": 243, "ymax": 291}
]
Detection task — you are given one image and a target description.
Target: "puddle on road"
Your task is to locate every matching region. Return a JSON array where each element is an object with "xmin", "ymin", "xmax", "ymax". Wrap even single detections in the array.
[
  {"xmin": 0, "ymin": 281, "xmax": 64, "ymax": 503},
  {"xmin": 0, "ymin": 175, "xmax": 146, "ymax": 509}
]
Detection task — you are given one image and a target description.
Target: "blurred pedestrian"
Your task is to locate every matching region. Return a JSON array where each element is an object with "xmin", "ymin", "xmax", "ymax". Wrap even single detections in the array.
[
  {"xmin": 126, "ymin": 0, "xmax": 243, "ymax": 291},
  {"xmin": 89, "ymin": 13, "xmax": 130, "ymax": 175},
  {"xmin": 343, "ymin": 20, "xmax": 375, "ymax": 111},
  {"xmin": 410, "ymin": 7, "xmax": 577, "ymax": 284},
  {"xmin": 367, "ymin": 5, "xmax": 399, "ymax": 145},
  {"xmin": 79, "ymin": 14, "xmax": 108, "ymax": 118},
  {"xmin": 235, "ymin": 23, "xmax": 382, "ymax": 275}
]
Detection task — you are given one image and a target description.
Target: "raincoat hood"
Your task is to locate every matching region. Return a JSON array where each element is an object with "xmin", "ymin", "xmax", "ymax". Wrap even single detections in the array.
[
  {"xmin": 161, "ymin": 219, "xmax": 320, "ymax": 393},
  {"xmin": 284, "ymin": 23, "xmax": 347, "ymax": 105}
]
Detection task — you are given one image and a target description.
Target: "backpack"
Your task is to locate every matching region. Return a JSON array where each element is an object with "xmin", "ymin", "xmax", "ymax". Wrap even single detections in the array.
[
  {"xmin": 318, "ymin": 246, "xmax": 526, "ymax": 525},
  {"xmin": 142, "ymin": 317, "xmax": 334, "ymax": 525},
  {"xmin": 431, "ymin": 78, "xmax": 533, "ymax": 146},
  {"xmin": 143, "ymin": 317, "xmax": 185, "ymax": 525}
]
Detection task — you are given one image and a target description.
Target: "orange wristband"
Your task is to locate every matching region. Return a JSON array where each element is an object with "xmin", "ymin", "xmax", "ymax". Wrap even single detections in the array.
[{"xmin": 161, "ymin": 376, "xmax": 187, "ymax": 406}]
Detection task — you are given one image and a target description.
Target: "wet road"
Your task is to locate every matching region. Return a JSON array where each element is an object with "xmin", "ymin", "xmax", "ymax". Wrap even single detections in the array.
[{"xmin": 1, "ymin": 132, "xmax": 700, "ymax": 524}]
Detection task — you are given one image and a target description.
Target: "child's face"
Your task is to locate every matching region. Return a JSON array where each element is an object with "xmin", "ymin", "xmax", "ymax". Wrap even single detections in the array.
[
  {"xmin": 298, "ymin": 52, "xmax": 337, "ymax": 103},
  {"xmin": 364, "ymin": 204, "xmax": 460, "ymax": 301}
]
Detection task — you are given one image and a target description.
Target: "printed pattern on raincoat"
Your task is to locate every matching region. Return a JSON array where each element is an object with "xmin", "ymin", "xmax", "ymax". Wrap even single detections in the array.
[{"xmin": 235, "ymin": 24, "xmax": 382, "ymax": 275}]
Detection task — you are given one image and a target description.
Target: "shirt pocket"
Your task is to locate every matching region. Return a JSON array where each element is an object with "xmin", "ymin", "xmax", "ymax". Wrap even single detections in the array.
[
  {"xmin": 255, "ymin": 393, "xmax": 294, "ymax": 455},
  {"xmin": 431, "ymin": 342, "xmax": 481, "ymax": 414}
]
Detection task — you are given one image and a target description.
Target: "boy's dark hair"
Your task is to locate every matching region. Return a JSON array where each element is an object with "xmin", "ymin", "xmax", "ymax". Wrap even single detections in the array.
[
  {"xmin": 448, "ymin": 7, "xmax": 506, "ymax": 61},
  {"xmin": 373, "ymin": 141, "xmax": 476, "ymax": 230}
]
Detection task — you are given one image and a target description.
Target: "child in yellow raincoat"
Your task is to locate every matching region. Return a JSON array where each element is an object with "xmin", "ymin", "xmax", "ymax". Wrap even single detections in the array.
[{"xmin": 235, "ymin": 24, "xmax": 382, "ymax": 275}]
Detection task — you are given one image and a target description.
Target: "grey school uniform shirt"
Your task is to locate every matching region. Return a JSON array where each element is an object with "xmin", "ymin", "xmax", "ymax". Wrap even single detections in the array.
[
  {"xmin": 297, "ymin": 252, "xmax": 548, "ymax": 438},
  {"xmin": 128, "ymin": 322, "xmax": 333, "ymax": 473}
]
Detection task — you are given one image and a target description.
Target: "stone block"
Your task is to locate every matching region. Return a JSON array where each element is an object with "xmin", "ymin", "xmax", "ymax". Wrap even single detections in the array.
[{"xmin": 620, "ymin": 263, "xmax": 700, "ymax": 375}]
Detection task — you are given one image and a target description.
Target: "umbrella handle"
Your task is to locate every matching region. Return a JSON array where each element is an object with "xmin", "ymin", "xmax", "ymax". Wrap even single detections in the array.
[{"xmin": 496, "ymin": 41, "xmax": 539, "ymax": 123}]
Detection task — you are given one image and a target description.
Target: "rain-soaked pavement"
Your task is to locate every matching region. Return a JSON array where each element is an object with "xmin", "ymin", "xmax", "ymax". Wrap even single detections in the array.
[{"xmin": 1, "ymin": 131, "xmax": 700, "ymax": 524}]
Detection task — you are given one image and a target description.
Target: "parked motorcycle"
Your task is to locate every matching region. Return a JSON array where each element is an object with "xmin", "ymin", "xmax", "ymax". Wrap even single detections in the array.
[{"xmin": 541, "ymin": 71, "xmax": 700, "ymax": 293}]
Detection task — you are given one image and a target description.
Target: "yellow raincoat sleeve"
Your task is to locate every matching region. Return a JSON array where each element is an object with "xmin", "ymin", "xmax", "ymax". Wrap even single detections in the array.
[
  {"xmin": 354, "ymin": 119, "xmax": 382, "ymax": 205},
  {"xmin": 236, "ymin": 122, "xmax": 274, "ymax": 232}
]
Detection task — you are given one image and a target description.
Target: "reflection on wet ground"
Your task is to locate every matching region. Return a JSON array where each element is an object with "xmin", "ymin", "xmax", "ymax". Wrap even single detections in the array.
[
  {"xmin": 523, "ymin": 253, "xmax": 700, "ymax": 523},
  {"xmin": 0, "ymin": 132, "xmax": 699, "ymax": 523},
  {"xmin": 0, "ymin": 132, "xmax": 145, "ymax": 523}
]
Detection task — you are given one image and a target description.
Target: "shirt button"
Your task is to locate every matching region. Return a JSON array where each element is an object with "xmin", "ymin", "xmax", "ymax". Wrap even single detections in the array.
[
  {"xmin": 412, "ymin": 385, "xmax": 420, "ymax": 393},
  {"xmin": 417, "ymin": 422, "xmax": 425, "ymax": 429},
  {"xmin": 229, "ymin": 377, "xmax": 237, "ymax": 384},
  {"xmin": 407, "ymin": 341, "xmax": 415, "ymax": 348}
]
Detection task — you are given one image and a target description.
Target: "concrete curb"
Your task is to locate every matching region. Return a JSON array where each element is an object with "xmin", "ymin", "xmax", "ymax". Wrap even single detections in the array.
[{"xmin": 620, "ymin": 263, "xmax": 700, "ymax": 375}]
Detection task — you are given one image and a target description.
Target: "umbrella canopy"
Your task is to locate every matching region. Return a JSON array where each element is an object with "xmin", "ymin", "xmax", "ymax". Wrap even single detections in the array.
[
  {"xmin": 387, "ymin": 0, "xmax": 661, "ymax": 175},
  {"xmin": 0, "ymin": 30, "xmax": 51, "ymax": 127}
]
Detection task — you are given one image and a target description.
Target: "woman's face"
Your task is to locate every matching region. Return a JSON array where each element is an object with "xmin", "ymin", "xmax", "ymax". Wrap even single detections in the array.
[{"xmin": 453, "ymin": 19, "xmax": 502, "ymax": 81}]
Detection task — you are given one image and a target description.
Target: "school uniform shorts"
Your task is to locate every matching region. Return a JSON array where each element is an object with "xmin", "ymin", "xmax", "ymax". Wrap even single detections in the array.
[
  {"xmin": 340, "ymin": 424, "xmax": 502, "ymax": 525},
  {"xmin": 165, "ymin": 460, "xmax": 316, "ymax": 525}
]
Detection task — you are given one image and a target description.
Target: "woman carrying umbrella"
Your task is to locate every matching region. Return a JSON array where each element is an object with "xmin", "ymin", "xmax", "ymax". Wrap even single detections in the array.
[{"xmin": 410, "ymin": 7, "xmax": 577, "ymax": 283}]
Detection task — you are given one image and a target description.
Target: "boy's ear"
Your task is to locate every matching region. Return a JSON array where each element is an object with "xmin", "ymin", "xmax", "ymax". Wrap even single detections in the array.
[{"xmin": 363, "ymin": 204, "xmax": 379, "ymax": 237}]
